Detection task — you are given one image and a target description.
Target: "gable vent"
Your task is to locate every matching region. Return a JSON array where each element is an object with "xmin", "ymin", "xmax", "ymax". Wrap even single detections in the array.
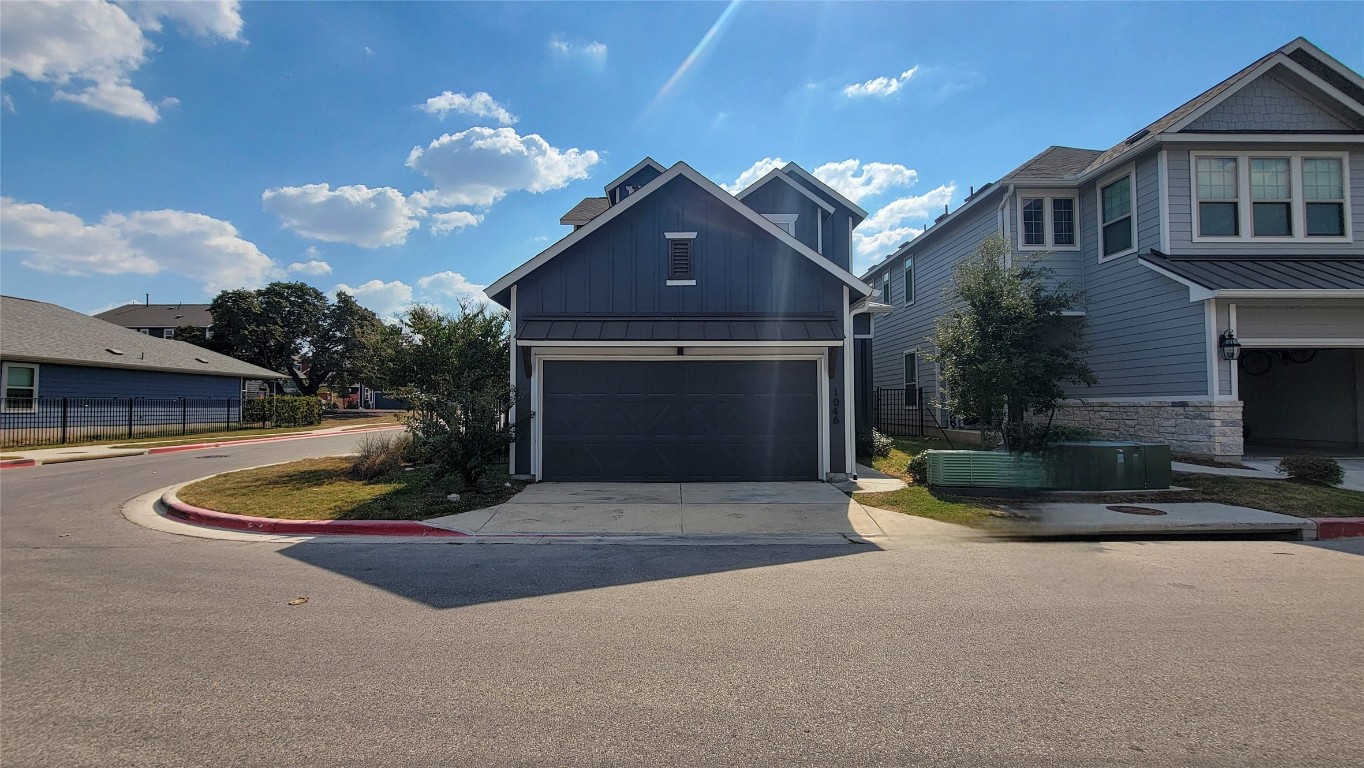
[{"xmin": 669, "ymin": 239, "xmax": 693, "ymax": 280}]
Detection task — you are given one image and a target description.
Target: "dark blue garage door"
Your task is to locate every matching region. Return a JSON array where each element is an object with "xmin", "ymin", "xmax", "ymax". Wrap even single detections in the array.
[{"xmin": 542, "ymin": 359, "xmax": 819, "ymax": 482}]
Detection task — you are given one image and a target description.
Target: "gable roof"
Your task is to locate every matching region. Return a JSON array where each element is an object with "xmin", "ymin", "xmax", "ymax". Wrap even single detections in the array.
[
  {"xmin": 736, "ymin": 167, "xmax": 836, "ymax": 213},
  {"xmin": 94, "ymin": 302, "xmax": 213, "ymax": 328},
  {"xmin": 1004, "ymin": 146, "xmax": 1104, "ymax": 182},
  {"xmin": 559, "ymin": 196, "xmax": 610, "ymax": 226},
  {"xmin": 486, "ymin": 161, "xmax": 872, "ymax": 306},
  {"xmin": 2, "ymin": 296, "xmax": 282, "ymax": 379},
  {"xmin": 602, "ymin": 157, "xmax": 666, "ymax": 194},
  {"xmin": 781, "ymin": 163, "xmax": 869, "ymax": 220}
]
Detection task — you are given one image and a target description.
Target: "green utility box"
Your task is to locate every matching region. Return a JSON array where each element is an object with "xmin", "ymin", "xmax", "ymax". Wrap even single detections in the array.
[
  {"xmin": 924, "ymin": 451, "xmax": 1044, "ymax": 489},
  {"xmin": 1045, "ymin": 442, "xmax": 1172, "ymax": 491}
]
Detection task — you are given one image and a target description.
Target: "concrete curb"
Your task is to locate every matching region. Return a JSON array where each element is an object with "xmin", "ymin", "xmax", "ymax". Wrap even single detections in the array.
[
  {"xmin": 1312, "ymin": 517, "xmax": 1364, "ymax": 539},
  {"xmin": 0, "ymin": 458, "xmax": 38, "ymax": 470},
  {"xmin": 161, "ymin": 487, "xmax": 468, "ymax": 537}
]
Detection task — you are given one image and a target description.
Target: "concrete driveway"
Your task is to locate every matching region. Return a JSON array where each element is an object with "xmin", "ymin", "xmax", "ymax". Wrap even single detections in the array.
[{"xmin": 432, "ymin": 482, "xmax": 885, "ymax": 538}]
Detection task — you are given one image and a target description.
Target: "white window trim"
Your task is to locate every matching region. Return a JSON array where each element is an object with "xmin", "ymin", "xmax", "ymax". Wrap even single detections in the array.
[
  {"xmin": 665, "ymin": 232, "xmax": 697, "ymax": 282},
  {"xmin": 1190, "ymin": 151, "xmax": 1352, "ymax": 243},
  {"xmin": 1016, "ymin": 191, "xmax": 1080, "ymax": 251},
  {"xmin": 1, "ymin": 362, "xmax": 39, "ymax": 412},
  {"xmin": 902, "ymin": 255, "xmax": 915, "ymax": 306},
  {"xmin": 880, "ymin": 271, "xmax": 892, "ymax": 305},
  {"xmin": 137, "ymin": 328, "xmax": 150, "ymax": 334},
  {"xmin": 903, "ymin": 349, "xmax": 919, "ymax": 406},
  {"xmin": 762, "ymin": 213, "xmax": 799, "ymax": 236},
  {"xmin": 162, "ymin": 329, "xmax": 175, "ymax": 339},
  {"xmin": 1097, "ymin": 165, "xmax": 1137, "ymax": 263}
]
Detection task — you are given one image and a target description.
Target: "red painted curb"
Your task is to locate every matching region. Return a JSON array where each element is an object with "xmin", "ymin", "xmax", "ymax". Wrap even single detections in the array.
[
  {"xmin": 145, "ymin": 425, "xmax": 404, "ymax": 455},
  {"xmin": 0, "ymin": 459, "xmax": 37, "ymax": 470},
  {"xmin": 1313, "ymin": 517, "xmax": 1364, "ymax": 540},
  {"xmin": 161, "ymin": 491, "xmax": 468, "ymax": 537}
]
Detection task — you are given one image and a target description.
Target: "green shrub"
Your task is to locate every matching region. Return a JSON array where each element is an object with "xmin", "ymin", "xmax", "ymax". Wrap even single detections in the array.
[
  {"xmin": 242, "ymin": 395, "xmax": 322, "ymax": 427},
  {"xmin": 907, "ymin": 452, "xmax": 929, "ymax": 485},
  {"xmin": 350, "ymin": 433, "xmax": 410, "ymax": 480},
  {"xmin": 855, "ymin": 428, "xmax": 894, "ymax": 459},
  {"xmin": 1276, "ymin": 456, "xmax": 1344, "ymax": 487}
]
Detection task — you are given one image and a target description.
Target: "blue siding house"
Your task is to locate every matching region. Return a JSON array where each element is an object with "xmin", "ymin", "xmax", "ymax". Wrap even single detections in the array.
[
  {"xmin": 487, "ymin": 159, "xmax": 882, "ymax": 482},
  {"xmin": 862, "ymin": 38, "xmax": 1364, "ymax": 458}
]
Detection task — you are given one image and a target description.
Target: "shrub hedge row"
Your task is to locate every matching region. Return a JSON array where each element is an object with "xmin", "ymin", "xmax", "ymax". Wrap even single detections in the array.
[{"xmin": 243, "ymin": 395, "xmax": 322, "ymax": 427}]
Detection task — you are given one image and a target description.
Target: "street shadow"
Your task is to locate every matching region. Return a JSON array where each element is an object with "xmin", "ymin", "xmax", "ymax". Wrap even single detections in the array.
[{"xmin": 276, "ymin": 540, "xmax": 877, "ymax": 609}]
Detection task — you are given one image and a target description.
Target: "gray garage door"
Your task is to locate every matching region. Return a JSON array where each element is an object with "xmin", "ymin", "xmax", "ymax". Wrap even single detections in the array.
[{"xmin": 542, "ymin": 359, "xmax": 819, "ymax": 482}]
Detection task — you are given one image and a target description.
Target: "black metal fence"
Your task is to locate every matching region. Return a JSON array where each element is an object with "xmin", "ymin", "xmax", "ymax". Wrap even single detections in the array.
[
  {"xmin": 873, "ymin": 386, "xmax": 926, "ymax": 437},
  {"xmin": 0, "ymin": 397, "xmax": 265, "ymax": 448}
]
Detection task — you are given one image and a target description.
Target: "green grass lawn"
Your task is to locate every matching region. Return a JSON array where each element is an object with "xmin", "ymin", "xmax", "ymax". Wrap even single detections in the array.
[
  {"xmin": 858, "ymin": 436, "xmax": 1008, "ymax": 527},
  {"xmin": 177, "ymin": 456, "xmax": 525, "ymax": 521},
  {"xmin": 1171, "ymin": 472, "xmax": 1364, "ymax": 518}
]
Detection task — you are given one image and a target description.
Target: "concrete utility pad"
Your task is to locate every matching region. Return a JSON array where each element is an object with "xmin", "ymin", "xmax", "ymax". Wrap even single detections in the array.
[{"xmin": 1011, "ymin": 502, "xmax": 1316, "ymax": 538}]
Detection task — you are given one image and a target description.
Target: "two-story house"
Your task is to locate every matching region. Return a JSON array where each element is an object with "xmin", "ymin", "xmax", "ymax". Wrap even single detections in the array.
[
  {"xmin": 95, "ymin": 301, "xmax": 214, "ymax": 339},
  {"xmin": 861, "ymin": 38, "xmax": 1364, "ymax": 460},
  {"xmin": 487, "ymin": 158, "xmax": 885, "ymax": 482}
]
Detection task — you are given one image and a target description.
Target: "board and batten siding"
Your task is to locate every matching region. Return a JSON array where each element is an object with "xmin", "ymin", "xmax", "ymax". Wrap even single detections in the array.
[
  {"xmin": 783, "ymin": 172, "xmax": 856, "ymax": 272},
  {"xmin": 6, "ymin": 362, "xmax": 243, "ymax": 400},
  {"xmin": 515, "ymin": 176, "xmax": 845, "ymax": 318},
  {"xmin": 1165, "ymin": 143, "xmax": 1364, "ymax": 256},
  {"xmin": 1079, "ymin": 152, "xmax": 1209, "ymax": 398},
  {"xmin": 606, "ymin": 164, "xmax": 663, "ymax": 204},
  {"xmin": 867, "ymin": 188, "xmax": 1005, "ymax": 407},
  {"xmin": 739, "ymin": 178, "xmax": 827, "ymax": 258}
]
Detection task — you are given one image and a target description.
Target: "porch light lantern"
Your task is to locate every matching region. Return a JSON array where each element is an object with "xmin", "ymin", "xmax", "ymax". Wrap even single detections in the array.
[{"xmin": 1219, "ymin": 329, "xmax": 1242, "ymax": 362}]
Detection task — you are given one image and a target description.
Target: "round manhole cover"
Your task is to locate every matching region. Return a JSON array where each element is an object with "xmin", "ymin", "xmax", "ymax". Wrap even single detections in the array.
[
  {"xmin": 1107, "ymin": 505, "xmax": 1167, "ymax": 516},
  {"xmin": 196, "ymin": 454, "xmax": 230, "ymax": 459}
]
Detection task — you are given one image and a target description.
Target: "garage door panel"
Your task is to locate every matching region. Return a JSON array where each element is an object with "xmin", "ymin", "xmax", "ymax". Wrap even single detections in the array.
[{"xmin": 542, "ymin": 360, "xmax": 818, "ymax": 482}]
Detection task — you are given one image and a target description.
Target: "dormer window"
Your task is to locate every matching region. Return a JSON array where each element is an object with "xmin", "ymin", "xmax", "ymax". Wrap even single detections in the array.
[
  {"xmin": 664, "ymin": 232, "xmax": 696, "ymax": 285},
  {"xmin": 762, "ymin": 213, "xmax": 798, "ymax": 236},
  {"xmin": 1019, "ymin": 193, "xmax": 1078, "ymax": 250}
]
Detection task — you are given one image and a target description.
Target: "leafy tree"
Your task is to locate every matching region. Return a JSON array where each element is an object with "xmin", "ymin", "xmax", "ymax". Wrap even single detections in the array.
[
  {"xmin": 383, "ymin": 301, "xmax": 524, "ymax": 487},
  {"xmin": 207, "ymin": 282, "xmax": 387, "ymax": 395},
  {"xmin": 927, "ymin": 234, "xmax": 1096, "ymax": 451}
]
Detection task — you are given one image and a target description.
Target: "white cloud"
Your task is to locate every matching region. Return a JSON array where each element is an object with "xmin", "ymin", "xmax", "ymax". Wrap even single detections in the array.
[
  {"xmin": 333, "ymin": 279, "xmax": 413, "ymax": 318},
  {"xmin": 860, "ymin": 183, "xmax": 956, "ymax": 233},
  {"xmin": 429, "ymin": 210, "xmax": 483, "ymax": 236},
  {"xmin": 843, "ymin": 66, "xmax": 918, "ymax": 98},
  {"xmin": 720, "ymin": 157, "xmax": 786, "ymax": 194},
  {"xmin": 261, "ymin": 183, "xmax": 420, "ymax": 248},
  {"xmin": 2, "ymin": 196, "xmax": 278, "ymax": 292},
  {"xmin": 419, "ymin": 90, "xmax": 517, "ymax": 125},
  {"xmin": 812, "ymin": 160, "xmax": 917, "ymax": 204},
  {"xmin": 852, "ymin": 227, "xmax": 923, "ymax": 269},
  {"xmin": 0, "ymin": 0, "xmax": 242, "ymax": 122},
  {"xmin": 406, "ymin": 126, "xmax": 601, "ymax": 208},
  {"xmin": 417, "ymin": 270, "xmax": 486, "ymax": 301},
  {"xmin": 287, "ymin": 259, "xmax": 332, "ymax": 276},
  {"xmin": 549, "ymin": 36, "xmax": 607, "ymax": 59}
]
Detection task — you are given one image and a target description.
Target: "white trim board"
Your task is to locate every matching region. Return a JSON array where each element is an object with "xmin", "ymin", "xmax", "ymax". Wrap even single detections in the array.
[
  {"xmin": 603, "ymin": 157, "xmax": 666, "ymax": 194},
  {"xmin": 486, "ymin": 161, "xmax": 872, "ymax": 301},
  {"xmin": 736, "ymin": 168, "xmax": 836, "ymax": 213},
  {"xmin": 517, "ymin": 339, "xmax": 843, "ymax": 348},
  {"xmin": 1239, "ymin": 337, "xmax": 1364, "ymax": 348}
]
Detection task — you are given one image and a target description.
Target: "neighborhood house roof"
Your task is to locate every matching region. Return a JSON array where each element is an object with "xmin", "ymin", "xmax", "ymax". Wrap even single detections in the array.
[
  {"xmin": 1, "ymin": 296, "xmax": 282, "ymax": 379},
  {"xmin": 1004, "ymin": 146, "xmax": 1105, "ymax": 182},
  {"xmin": 559, "ymin": 196, "xmax": 610, "ymax": 226},
  {"xmin": 1140, "ymin": 252, "xmax": 1364, "ymax": 291},
  {"xmin": 517, "ymin": 315, "xmax": 843, "ymax": 343},
  {"xmin": 94, "ymin": 302, "xmax": 213, "ymax": 328}
]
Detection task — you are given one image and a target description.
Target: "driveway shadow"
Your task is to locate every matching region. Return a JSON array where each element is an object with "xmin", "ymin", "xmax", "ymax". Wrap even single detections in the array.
[{"xmin": 276, "ymin": 540, "xmax": 876, "ymax": 609}]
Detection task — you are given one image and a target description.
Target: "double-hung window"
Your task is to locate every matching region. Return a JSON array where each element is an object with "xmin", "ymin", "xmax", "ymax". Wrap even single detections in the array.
[
  {"xmin": 902, "ymin": 256, "xmax": 915, "ymax": 305},
  {"xmin": 1019, "ymin": 193, "xmax": 1079, "ymax": 249},
  {"xmin": 903, "ymin": 351, "xmax": 918, "ymax": 405},
  {"xmin": 2, "ymin": 362, "xmax": 38, "ymax": 412},
  {"xmin": 1192, "ymin": 153, "xmax": 1350, "ymax": 241},
  {"xmin": 1099, "ymin": 172, "xmax": 1135, "ymax": 259},
  {"xmin": 881, "ymin": 271, "xmax": 891, "ymax": 304}
]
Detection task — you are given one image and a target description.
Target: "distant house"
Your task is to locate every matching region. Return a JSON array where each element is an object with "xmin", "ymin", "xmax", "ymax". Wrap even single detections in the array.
[
  {"xmin": 488, "ymin": 157, "xmax": 883, "ymax": 482},
  {"xmin": 860, "ymin": 38, "xmax": 1364, "ymax": 458},
  {"xmin": 1, "ymin": 296, "xmax": 281, "ymax": 440},
  {"xmin": 95, "ymin": 301, "xmax": 213, "ymax": 339}
]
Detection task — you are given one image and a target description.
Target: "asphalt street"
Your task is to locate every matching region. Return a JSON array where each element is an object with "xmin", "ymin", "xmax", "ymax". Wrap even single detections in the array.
[{"xmin": 2, "ymin": 434, "xmax": 1362, "ymax": 767}]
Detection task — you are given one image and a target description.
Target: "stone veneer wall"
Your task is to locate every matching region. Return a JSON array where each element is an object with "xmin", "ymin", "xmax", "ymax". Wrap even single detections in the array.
[{"xmin": 1046, "ymin": 400, "xmax": 1244, "ymax": 459}]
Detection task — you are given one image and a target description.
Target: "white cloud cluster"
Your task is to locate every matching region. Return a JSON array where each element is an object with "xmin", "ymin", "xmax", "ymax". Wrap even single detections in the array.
[
  {"xmin": 407, "ymin": 126, "xmax": 601, "ymax": 207},
  {"xmin": 1, "ymin": 196, "xmax": 277, "ymax": 292},
  {"xmin": 419, "ymin": 90, "xmax": 517, "ymax": 125},
  {"xmin": 287, "ymin": 259, "xmax": 332, "ymax": 276},
  {"xmin": 417, "ymin": 270, "xmax": 486, "ymax": 300},
  {"xmin": 429, "ymin": 211, "xmax": 484, "ymax": 236},
  {"xmin": 843, "ymin": 66, "xmax": 918, "ymax": 98},
  {"xmin": 331, "ymin": 270, "xmax": 487, "ymax": 320},
  {"xmin": 549, "ymin": 36, "xmax": 607, "ymax": 59},
  {"xmin": 333, "ymin": 279, "xmax": 414, "ymax": 318},
  {"xmin": 261, "ymin": 183, "xmax": 421, "ymax": 248},
  {"xmin": 720, "ymin": 157, "xmax": 786, "ymax": 194},
  {"xmin": 0, "ymin": 0, "xmax": 242, "ymax": 122},
  {"xmin": 812, "ymin": 160, "xmax": 917, "ymax": 204},
  {"xmin": 852, "ymin": 183, "xmax": 957, "ymax": 269}
]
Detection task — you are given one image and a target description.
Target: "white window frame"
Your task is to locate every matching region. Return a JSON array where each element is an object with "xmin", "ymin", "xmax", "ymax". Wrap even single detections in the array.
[
  {"xmin": 762, "ymin": 213, "xmax": 798, "ymax": 236},
  {"xmin": 1190, "ymin": 151, "xmax": 1352, "ymax": 243},
  {"xmin": 903, "ymin": 350, "xmax": 919, "ymax": 406},
  {"xmin": 2, "ymin": 362, "xmax": 39, "ymax": 412},
  {"xmin": 881, "ymin": 270, "xmax": 891, "ymax": 304},
  {"xmin": 1193, "ymin": 155, "xmax": 1241, "ymax": 237},
  {"xmin": 902, "ymin": 255, "xmax": 915, "ymax": 305},
  {"xmin": 162, "ymin": 329, "xmax": 175, "ymax": 339},
  {"xmin": 1097, "ymin": 165, "xmax": 1137, "ymax": 263},
  {"xmin": 1016, "ymin": 191, "xmax": 1080, "ymax": 251}
]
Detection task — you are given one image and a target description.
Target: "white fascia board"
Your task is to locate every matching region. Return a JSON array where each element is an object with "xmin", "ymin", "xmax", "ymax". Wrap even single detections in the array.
[
  {"xmin": 780, "ymin": 163, "xmax": 869, "ymax": 219},
  {"xmin": 1216, "ymin": 289, "xmax": 1364, "ymax": 299},
  {"xmin": 602, "ymin": 157, "xmax": 666, "ymax": 194},
  {"xmin": 857, "ymin": 184, "xmax": 1003, "ymax": 281},
  {"xmin": 1137, "ymin": 258, "xmax": 1216, "ymax": 302},
  {"xmin": 1158, "ymin": 133, "xmax": 1364, "ymax": 144},
  {"xmin": 1283, "ymin": 38, "xmax": 1364, "ymax": 94},
  {"xmin": 517, "ymin": 339, "xmax": 841, "ymax": 348},
  {"xmin": 850, "ymin": 299, "xmax": 895, "ymax": 315},
  {"xmin": 1167, "ymin": 55, "xmax": 1364, "ymax": 133},
  {"xmin": 736, "ymin": 168, "xmax": 836, "ymax": 214}
]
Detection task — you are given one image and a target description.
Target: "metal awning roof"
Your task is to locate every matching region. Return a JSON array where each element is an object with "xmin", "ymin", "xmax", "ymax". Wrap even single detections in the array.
[
  {"xmin": 1141, "ymin": 251, "xmax": 1364, "ymax": 291},
  {"xmin": 517, "ymin": 315, "xmax": 843, "ymax": 343}
]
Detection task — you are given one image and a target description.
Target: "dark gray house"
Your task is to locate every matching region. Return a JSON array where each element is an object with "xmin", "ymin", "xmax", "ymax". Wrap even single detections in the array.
[
  {"xmin": 862, "ymin": 38, "xmax": 1364, "ymax": 458},
  {"xmin": 94, "ymin": 302, "xmax": 213, "ymax": 339},
  {"xmin": 487, "ymin": 158, "xmax": 884, "ymax": 482}
]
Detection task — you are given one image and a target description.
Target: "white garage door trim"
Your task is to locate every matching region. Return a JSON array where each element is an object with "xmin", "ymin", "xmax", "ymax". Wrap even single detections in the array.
[{"xmin": 530, "ymin": 349, "xmax": 830, "ymax": 481}]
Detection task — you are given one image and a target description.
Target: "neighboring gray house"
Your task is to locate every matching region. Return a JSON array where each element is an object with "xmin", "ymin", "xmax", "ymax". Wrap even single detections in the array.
[
  {"xmin": 95, "ymin": 301, "xmax": 213, "ymax": 339},
  {"xmin": 487, "ymin": 157, "xmax": 883, "ymax": 482},
  {"xmin": 862, "ymin": 38, "xmax": 1364, "ymax": 458}
]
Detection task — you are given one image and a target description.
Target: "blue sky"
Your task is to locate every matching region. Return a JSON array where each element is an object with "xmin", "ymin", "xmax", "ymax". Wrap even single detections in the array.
[{"xmin": 2, "ymin": 1, "xmax": 1361, "ymax": 318}]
